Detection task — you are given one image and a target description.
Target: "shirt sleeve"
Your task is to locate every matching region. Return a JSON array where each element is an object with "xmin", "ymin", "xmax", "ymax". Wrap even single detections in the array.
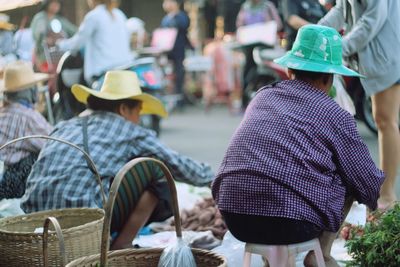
[
  {"xmin": 341, "ymin": 0, "xmax": 387, "ymax": 57},
  {"xmin": 57, "ymin": 12, "xmax": 96, "ymax": 52},
  {"xmin": 174, "ymin": 13, "xmax": 190, "ymax": 31},
  {"xmin": 318, "ymin": 0, "xmax": 346, "ymax": 31},
  {"xmin": 60, "ymin": 17, "xmax": 77, "ymax": 37},
  {"xmin": 332, "ymin": 114, "xmax": 385, "ymax": 210},
  {"xmin": 24, "ymin": 111, "xmax": 54, "ymax": 152},
  {"xmin": 30, "ymin": 13, "xmax": 47, "ymax": 47},
  {"xmin": 134, "ymin": 130, "xmax": 214, "ymax": 187}
]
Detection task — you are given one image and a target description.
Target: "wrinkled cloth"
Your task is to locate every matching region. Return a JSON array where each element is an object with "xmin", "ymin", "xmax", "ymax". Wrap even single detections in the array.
[
  {"xmin": 212, "ymin": 79, "xmax": 384, "ymax": 232},
  {"xmin": 21, "ymin": 111, "xmax": 213, "ymax": 213}
]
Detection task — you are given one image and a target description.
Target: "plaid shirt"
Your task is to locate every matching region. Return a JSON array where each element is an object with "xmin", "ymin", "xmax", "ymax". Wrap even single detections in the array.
[
  {"xmin": 21, "ymin": 111, "xmax": 213, "ymax": 213},
  {"xmin": 0, "ymin": 103, "xmax": 53, "ymax": 165},
  {"xmin": 212, "ymin": 80, "xmax": 385, "ymax": 232}
]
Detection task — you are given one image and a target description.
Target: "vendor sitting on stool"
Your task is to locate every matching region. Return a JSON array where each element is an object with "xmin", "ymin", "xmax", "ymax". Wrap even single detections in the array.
[
  {"xmin": 212, "ymin": 25, "xmax": 385, "ymax": 267},
  {"xmin": 0, "ymin": 61, "xmax": 53, "ymax": 200},
  {"xmin": 20, "ymin": 70, "xmax": 214, "ymax": 250}
]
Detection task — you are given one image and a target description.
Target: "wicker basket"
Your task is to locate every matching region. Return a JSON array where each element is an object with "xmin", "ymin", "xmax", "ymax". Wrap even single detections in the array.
[
  {"xmin": 67, "ymin": 157, "xmax": 227, "ymax": 267},
  {"xmin": 0, "ymin": 135, "xmax": 106, "ymax": 267}
]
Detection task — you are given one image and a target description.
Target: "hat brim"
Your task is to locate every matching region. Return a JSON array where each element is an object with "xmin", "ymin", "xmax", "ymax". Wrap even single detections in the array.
[
  {"xmin": 0, "ymin": 73, "xmax": 49, "ymax": 92},
  {"xmin": 72, "ymin": 84, "xmax": 168, "ymax": 118},
  {"xmin": 0, "ymin": 21, "xmax": 15, "ymax": 31},
  {"xmin": 274, "ymin": 53, "xmax": 365, "ymax": 78}
]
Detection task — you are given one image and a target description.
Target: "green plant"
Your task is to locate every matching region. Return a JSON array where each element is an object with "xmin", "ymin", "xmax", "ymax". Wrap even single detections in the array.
[{"xmin": 345, "ymin": 203, "xmax": 400, "ymax": 267}]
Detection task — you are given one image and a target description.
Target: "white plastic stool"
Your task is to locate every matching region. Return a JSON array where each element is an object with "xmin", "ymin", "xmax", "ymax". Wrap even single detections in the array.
[{"xmin": 243, "ymin": 238, "xmax": 326, "ymax": 267}]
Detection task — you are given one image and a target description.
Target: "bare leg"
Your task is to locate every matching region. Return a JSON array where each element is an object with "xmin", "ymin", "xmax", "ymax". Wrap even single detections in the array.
[
  {"xmin": 110, "ymin": 190, "xmax": 158, "ymax": 250},
  {"xmin": 304, "ymin": 197, "xmax": 354, "ymax": 267},
  {"xmin": 371, "ymin": 84, "xmax": 400, "ymax": 208}
]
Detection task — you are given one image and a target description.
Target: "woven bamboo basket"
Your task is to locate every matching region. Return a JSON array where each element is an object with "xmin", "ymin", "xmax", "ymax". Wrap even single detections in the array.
[
  {"xmin": 66, "ymin": 157, "xmax": 227, "ymax": 267},
  {"xmin": 0, "ymin": 135, "xmax": 106, "ymax": 267}
]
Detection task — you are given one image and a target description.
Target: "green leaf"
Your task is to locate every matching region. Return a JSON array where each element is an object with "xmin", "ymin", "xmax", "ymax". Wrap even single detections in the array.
[{"xmin": 345, "ymin": 202, "xmax": 400, "ymax": 266}]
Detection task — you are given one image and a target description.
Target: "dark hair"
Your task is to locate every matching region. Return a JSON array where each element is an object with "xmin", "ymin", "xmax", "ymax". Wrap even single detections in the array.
[
  {"xmin": 177, "ymin": 0, "xmax": 185, "ymax": 10},
  {"xmin": 169, "ymin": 0, "xmax": 185, "ymax": 10},
  {"xmin": 86, "ymin": 95, "xmax": 141, "ymax": 113},
  {"xmin": 41, "ymin": 0, "xmax": 62, "ymax": 13},
  {"xmin": 289, "ymin": 68, "xmax": 333, "ymax": 84}
]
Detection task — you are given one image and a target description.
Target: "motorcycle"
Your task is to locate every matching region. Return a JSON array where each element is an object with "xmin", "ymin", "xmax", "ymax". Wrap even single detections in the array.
[
  {"xmin": 243, "ymin": 45, "xmax": 288, "ymax": 103},
  {"xmin": 53, "ymin": 51, "xmax": 166, "ymax": 135}
]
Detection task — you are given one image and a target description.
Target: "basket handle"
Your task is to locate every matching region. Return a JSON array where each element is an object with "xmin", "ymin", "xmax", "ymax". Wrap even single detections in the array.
[
  {"xmin": 43, "ymin": 216, "xmax": 67, "ymax": 267},
  {"xmin": 0, "ymin": 135, "xmax": 106, "ymax": 206},
  {"xmin": 100, "ymin": 157, "xmax": 182, "ymax": 267}
]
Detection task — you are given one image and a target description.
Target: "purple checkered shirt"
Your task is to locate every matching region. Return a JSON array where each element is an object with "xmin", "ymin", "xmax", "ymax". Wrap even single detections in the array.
[{"xmin": 212, "ymin": 80, "xmax": 385, "ymax": 232}]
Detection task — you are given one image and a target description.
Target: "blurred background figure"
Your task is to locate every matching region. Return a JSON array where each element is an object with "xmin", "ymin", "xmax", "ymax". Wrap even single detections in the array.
[
  {"xmin": 57, "ymin": 0, "xmax": 132, "ymax": 86},
  {"xmin": 236, "ymin": 0, "xmax": 282, "ymax": 28},
  {"xmin": 126, "ymin": 17, "xmax": 147, "ymax": 58},
  {"xmin": 0, "ymin": 13, "xmax": 17, "ymax": 64},
  {"xmin": 13, "ymin": 16, "xmax": 35, "ymax": 62},
  {"xmin": 236, "ymin": 0, "xmax": 282, "ymax": 109},
  {"xmin": 203, "ymin": 34, "xmax": 241, "ymax": 113},
  {"xmin": 161, "ymin": 0, "xmax": 192, "ymax": 107},
  {"xmin": 281, "ymin": 0, "xmax": 327, "ymax": 50},
  {"xmin": 0, "ymin": 61, "xmax": 53, "ymax": 201},
  {"xmin": 31, "ymin": 0, "xmax": 76, "ymax": 73},
  {"xmin": 320, "ymin": 0, "xmax": 400, "ymax": 210},
  {"xmin": 202, "ymin": 0, "xmax": 218, "ymax": 40}
]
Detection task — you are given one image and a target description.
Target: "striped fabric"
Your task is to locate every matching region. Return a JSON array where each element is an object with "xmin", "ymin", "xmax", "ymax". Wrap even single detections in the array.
[{"xmin": 111, "ymin": 160, "xmax": 164, "ymax": 233}]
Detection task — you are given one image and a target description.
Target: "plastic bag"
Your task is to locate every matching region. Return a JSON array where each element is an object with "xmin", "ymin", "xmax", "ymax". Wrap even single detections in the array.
[
  {"xmin": 157, "ymin": 237, "xmax": 196, "ymax": 267},
  {"xmin": 333, "ymin": 75, "xmax": 356, "ymax": 115},
  {"xmin": 212, "ymin": 231, "xmax": 263, "ymax": 267}
]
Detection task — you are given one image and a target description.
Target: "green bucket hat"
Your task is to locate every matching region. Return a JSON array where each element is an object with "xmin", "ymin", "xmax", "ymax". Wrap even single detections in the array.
[{"xmin": 274, "ymin": 24, "xmax": 364, "ymax": 77}]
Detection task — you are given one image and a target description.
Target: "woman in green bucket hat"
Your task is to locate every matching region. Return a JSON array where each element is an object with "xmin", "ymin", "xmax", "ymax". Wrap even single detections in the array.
[
  {"xmin": 212, "ymin": 24, "xmax": 383, "ymax": 267},
  {"xmin": 274, "ymin": 24, "xmax": 363, "ymax": 77}
]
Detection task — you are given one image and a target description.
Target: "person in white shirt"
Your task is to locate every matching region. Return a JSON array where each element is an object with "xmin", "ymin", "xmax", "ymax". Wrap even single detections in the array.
[{"xmin": 58, "ymin": 0, "xmax": 132, "ymax": 86}]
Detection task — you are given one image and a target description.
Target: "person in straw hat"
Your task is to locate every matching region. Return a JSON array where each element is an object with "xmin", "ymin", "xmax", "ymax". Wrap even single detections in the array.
[
  {"xmin": 212, "ymin": 24, "xmax": 384, "ymax": 267},
  {"xmin": 0, "ymin": 13, "xmax": 16, "ymax": 57},
  {"xmin": 21, "ymin": 70, "xmax": 214, "ymax": 250},
  {"xmin": 0, "ymin": 61, "xmax": 53, "ymax": 201}
]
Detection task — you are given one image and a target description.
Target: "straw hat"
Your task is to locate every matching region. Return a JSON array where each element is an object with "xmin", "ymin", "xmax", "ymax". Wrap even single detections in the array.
[
  {"xmin": 0, "ymin": 61, "xmax": 49, "ymax": 92},
  {"xmin": 72, "ymin": 70, "xmax": 168, "ymax": 117},
  {"xmin": 0, "ymin": 14, "xmax": 15, "ymax": 31},
  {"xmin": 274, "ymin": 25, "xmax": 364, "ymax": 77}
]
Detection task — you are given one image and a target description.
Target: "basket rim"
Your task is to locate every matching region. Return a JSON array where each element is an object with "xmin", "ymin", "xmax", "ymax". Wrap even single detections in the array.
[
  {"xmin": 66, "ymin": 247, "xmax": 227, "ymax": 266},
  {"xmin": 0, "ymin": 208, "xmax": 104, "ymax": 235}
]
